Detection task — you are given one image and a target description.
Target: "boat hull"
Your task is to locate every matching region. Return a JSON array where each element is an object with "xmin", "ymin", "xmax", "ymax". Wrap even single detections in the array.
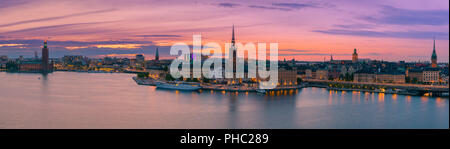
[{"xmin": 156, "ymin": 83, "xmax": 201, "ymax": 91}]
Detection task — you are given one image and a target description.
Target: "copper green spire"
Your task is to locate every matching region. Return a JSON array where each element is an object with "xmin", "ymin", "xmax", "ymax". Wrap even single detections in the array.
[
  {"xmin": 431, "ymin": 37, "xmax": 437, "ymax": 59},
  {"xmin": 155, "ymin": 47, "xmax": 159, "ymax": 61}
]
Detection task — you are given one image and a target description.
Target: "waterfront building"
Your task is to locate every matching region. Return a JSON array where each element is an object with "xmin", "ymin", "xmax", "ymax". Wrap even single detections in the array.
[
  {"xmin": 375, "ymin": 73, "xmax": 405, "ymax": 83},
  {"xmin": 423, "ymin": 67, "xmax": 440, "ymax": 84},
  {"xmin": 16, "ymin": 60, "xmax": 53, "ymax": 72},
  {"xmin": 146, "ymin": 65, "xmax": 166, "ymax": 79},
  {"xmin": 406, "ymin": 67, "xmax": 440, "ymax": 84},
  {"xmin": 353, "ymin": 69, "xmax": 376, "ymax": 83},
  {"xmin": 352, "ymin": 48, "xmax": 358, "ymax": 63},
  {"xmin": 14, "ymin": 41, "xmax": 53, "ymax": 73},
  {"xmin": 316, "ymin": 69, "xmax": 328, "ymax": 80},
  {"xmin": 278, "ymin": 67, "xmax": 298, "ymax": 86},
  {"xmin": 406, "ymin": 69, "xmax": 423, "ymax": 83},
  {"xmin": 354, "ymin": 68, "xmax": 405, "ymax": 83},
  {"xmin": 18, "ymin": 61, "xmax": 45, "ymax": 72},
  {"xmin": 431, "ymin": 38, "xmax": 437, "ymax": 68}
]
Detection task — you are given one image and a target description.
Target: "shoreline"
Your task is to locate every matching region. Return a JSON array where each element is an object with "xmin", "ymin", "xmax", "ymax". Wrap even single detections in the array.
[
  {"xmin": 132, "ymin": 77, "xmax": 448, "ymax": 97},
  {"xmin": 325, "ymin": 87, "xmax": 422, "ymax": 96},
  {"xmin": 133, "ymin": 77, "xmax": 303, "ymax": 92}
]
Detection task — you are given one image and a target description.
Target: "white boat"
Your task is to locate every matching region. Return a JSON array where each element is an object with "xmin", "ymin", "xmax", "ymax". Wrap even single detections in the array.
[
  {"xmin": 156, "ymin": 82, "xmax": 201, "ymax": 91},
  {"xmin": 256, "ymin": 89, "xmax": 266, "ymax": 94}
]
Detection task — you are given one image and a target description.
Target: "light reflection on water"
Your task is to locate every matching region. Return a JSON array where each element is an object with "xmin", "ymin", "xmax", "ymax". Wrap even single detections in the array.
[{"xmin": 0, "ymin": 72, "xmax": 448, "ymax": 129}]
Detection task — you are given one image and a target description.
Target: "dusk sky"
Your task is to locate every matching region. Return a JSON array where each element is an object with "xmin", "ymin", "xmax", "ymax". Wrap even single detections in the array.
[{"xmin": 0, "ymin": 0, "xmax": 448, "ymax": 62}]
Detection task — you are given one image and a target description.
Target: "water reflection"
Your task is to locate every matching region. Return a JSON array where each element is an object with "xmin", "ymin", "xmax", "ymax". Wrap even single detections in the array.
[
  {"xmin": 40, "ymin": 73, "xmax": 49, "ymax": 94},
  {"xmin": 406, "ymin": 96, "xmax": 412, "ymax": 103},
  {"xmin": 228, "ymin": 93, "xmax": 238, "ymax": 112},
  {"xmin": 392, "ymin": 94, "xmax": 397, "ymax": 100},
  {"xmin": 421, "ymin": 96, "xmax": 429, "ymax": 103},
  {"xmin": 328, "ymin": 90, "xmax": 333, "ymax": 105},
  {"xmin": 378, "ymin": 93, "xmax": 385, "ymax": 102},
  {"xmin": 435, "ymin": 98, "xmax": 445, "ymax": 107},
  {"xmin": 0, "ymin": 72, "xmax": 448, "ymax": 129}
]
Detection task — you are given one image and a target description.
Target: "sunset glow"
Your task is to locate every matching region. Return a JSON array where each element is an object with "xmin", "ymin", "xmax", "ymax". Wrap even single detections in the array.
[{"xmin": 0, "ymin": 0, "xmax": 448, "ymax": 62}]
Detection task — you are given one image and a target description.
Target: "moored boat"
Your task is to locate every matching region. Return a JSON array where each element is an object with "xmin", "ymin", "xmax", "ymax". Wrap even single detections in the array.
[
  {"xmin": 256, "ymin": 89, "xmax": 266, "ymax": 94},
  {"xmin": 156, "ymin": 82, "xmax": 201, "ymax": 91}
]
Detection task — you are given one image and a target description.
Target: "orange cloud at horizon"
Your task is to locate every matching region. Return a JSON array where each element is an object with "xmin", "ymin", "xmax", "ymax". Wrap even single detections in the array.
[{"xmin": 0, "ymin": 0, "xmax": 448, "ymax": 62}]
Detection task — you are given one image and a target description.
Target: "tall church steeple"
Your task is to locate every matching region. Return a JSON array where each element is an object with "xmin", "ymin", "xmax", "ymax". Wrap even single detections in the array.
[
  {"xmin": 155, "ymin": 47, "xmax": 159, "ymax": 61},
  {"xmin": 228, "ymin": 25, "xmax": 240, "ymax": 84},
  {"xmin": 431, "ymin": 37, "xmax": 437, "ymax": 67},
  {"xmin": 231, "ymin": 24, "xmax": 235, "ymax": 45}
]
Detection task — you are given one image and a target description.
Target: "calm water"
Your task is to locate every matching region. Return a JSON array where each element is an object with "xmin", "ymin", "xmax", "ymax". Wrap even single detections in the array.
[{"xmin": 0, "ymin": 72, "xmax": 448, "ymax": 129}]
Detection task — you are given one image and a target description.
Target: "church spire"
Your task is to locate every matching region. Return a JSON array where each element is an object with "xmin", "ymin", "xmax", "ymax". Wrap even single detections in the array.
[
  {"xmin": 431, "ymin": 37, "xmax": 437, "ymax": 67},
  {"xmin": 432, "ymin": 37, "xmax": 437, "ymax": 59},
  {"xmin": 432, "ymin": 37, "xmax": 436, "ymax": 55},
  {"xmin": 231, "ymin": 25, "xmax": 235, "ymax": 45},
  {"xmin": 155, "ymin": 47, "xmax": 159, "ymax": 61}
]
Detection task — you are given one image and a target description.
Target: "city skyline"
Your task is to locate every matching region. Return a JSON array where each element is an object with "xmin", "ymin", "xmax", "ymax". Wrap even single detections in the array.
[
  {"xmin": 0, "ymin": 0, "xmax": 449, "ymax": 62},
  {"xmin": 1, "ymin": 33, "xmax": 445, "ymax": 64}
]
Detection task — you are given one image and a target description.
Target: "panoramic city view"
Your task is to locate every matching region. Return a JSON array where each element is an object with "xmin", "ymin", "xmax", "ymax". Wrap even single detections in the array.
[{"xmin": 0, "ymin": 0, "xmax": 449, "ymax": 130}]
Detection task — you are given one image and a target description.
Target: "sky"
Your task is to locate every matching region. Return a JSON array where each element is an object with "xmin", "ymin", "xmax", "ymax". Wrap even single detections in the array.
[{"xmin": 0, "ymin": 0, "xmax": 448, "ymax": 62}]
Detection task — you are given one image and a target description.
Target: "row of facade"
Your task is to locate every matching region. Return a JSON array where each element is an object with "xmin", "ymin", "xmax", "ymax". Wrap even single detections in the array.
[{"xmin": 305, "ymin": 67, "xmax": 441, "ymax": 84}]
